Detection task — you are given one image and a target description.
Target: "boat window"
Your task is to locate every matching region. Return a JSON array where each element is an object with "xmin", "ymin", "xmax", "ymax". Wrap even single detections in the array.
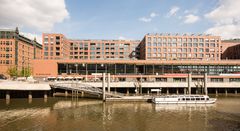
[
  {"xmin": 207, "ymin": 98, "xmax": 209, "ymax": 100},
  {"xmin": 183, "ymin": 98, "xmax": 185, "ymax": 100},
  {"xmin": 186, "ymin": 98, "xmax": 190, "ymax": 101},
  {"xmin": 196, "ymin": 98, "xmax": 200, "ymax": 100},
  {"xmin": 191, "ymin": 98, "xmax": 195, "ymax": 100},
  {"xmin": 200, "ymin": 98, "xmax": 205, "ymax": 100}
]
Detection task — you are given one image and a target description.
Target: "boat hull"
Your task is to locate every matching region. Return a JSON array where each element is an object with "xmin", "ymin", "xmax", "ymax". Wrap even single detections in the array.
[
  {"xmin": 153, "ymin": 100, "xmax": 216, "ymax": 104},
  {"xmin": 152, "ymin": 96, "xmax": 216, "ymax": 104}
]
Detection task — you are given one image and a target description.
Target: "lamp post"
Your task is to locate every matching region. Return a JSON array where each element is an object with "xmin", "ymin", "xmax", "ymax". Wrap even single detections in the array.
[{"xmin": 75, "ymin": 63, "xmax": 78, "ymax": 74}]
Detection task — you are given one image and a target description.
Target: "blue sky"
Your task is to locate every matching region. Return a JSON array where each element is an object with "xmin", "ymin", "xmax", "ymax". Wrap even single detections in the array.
[
  {"xmin": 54, "ymin": 0, "xmax": 218, "ymax": 40},
  {"xmin": 1, "ymin": 0, "xmax": 240, "ymax": 42}
]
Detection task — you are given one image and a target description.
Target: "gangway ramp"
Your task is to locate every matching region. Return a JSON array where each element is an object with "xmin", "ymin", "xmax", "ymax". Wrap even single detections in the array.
[{"xmin": 51, "ymin": 82, "xmax": 123, "ymax": 98}]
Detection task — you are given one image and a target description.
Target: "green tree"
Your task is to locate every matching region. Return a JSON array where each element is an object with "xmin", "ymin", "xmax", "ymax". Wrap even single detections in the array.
[
  {"xmin": 7, "ymin": 66, "xmax": 19, "ymax": 78},
  {"xmin": 20, "ymin": 67, "xmax": 31, "ymax": 77}
]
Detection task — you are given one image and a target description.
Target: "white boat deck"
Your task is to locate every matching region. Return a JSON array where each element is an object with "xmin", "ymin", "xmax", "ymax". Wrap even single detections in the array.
[{"xmin": 152, "ymin": 95, "xmax": 216, "ymax": 104}]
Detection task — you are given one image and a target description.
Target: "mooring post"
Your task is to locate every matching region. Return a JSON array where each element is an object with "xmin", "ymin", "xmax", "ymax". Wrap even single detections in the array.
[
  {"xmin": 81, "ymin": 91, "xmax": 84, "ymax": 97},
  {"xmin": 204, "ymin": 73, "xmax": 208, "ymax": 95},
  {"xmin": 65, "ymin": 90, "xmax": 68, "ymax": 97},
  {"xmin": 107, "ymin": 73, "xmax": 110, "ymax": 93},
  {"xmin": 235, "ymin": 89, "xmax": 238, "ymax": 94},
  {"xmin": 102, "ymin": 73, "xmax": 106, "ymax": 101},
  {"xmin": 215, "ymin": 88, "xmax": 218, "ymax": 96},
  {"xmin": 188, "ymin": 72, "xmax": 192, "ymax": 95},
  {"xmin": 176, "ymin": 88, "xmax": 179, "ymax": 95},
  {"xmin": 44, "ymin": 91, "xmax": 47, "ymax": 99},
  {"xmin": 6, "ymin": 91, "xmax": 10, "ymax": 100},
  {"xmin": 28, "ymin": 91, "xmax": 32, "ymax": 100},
  {"xmin": 225, "ymin": 88, "xmax": 228, "ymax": 96}
]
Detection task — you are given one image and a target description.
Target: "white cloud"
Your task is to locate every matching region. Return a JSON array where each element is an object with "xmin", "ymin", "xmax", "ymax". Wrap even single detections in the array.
[
  {"xmin": 167, "ymin": 6, "xmax": 180, "ymax": 17},
  {"xmin": 183, "ymin": 14, "xmax": 200, "ymax": 24},
  {"xmin": 118, "ymin": 36, "xmax": 126, "ymax": 40},
  {"xmin": 20, "ymin": 32, "xmax": 42, "ymax": 44},
  {"xmin": 139, "ymin": 17, "xmax": 152, "ymax": 22},
  {"xmin": 0, "ymin": 0, "xmax": 69, "ymax": 32},
  {"xmin": 139, "ymin": 12, "xmax": 158, "ymax": 23},
  {"xmin": 150, "ymin": 12, "xmax": 158, "ymax": 18},
  {"xmin": 184, "ymin": 9, "xmax": 198, "ymax": 14},
  {"xmin": 204, "ymin": 0, "xmax": 240, "ymax": 39}
]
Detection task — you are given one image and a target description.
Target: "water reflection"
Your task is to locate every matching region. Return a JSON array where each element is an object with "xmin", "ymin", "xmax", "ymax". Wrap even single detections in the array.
[{"xmin": 0, "ymin": 96, "xmax": 239, "ymax": 131}]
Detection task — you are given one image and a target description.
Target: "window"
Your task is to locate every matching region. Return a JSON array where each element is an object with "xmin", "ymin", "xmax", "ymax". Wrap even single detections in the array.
[
  {"xmin": 194, "ymin": 48, "xmax": 197, "ymax": 52},
  {"xmin": 206, "ymin": 48, "xmax": 209, "ymax": 52},
  {"xmin": 183, "ymin": 48, "xmax": 187, "ymax": 52},
  {"xmin": 153, "ymin": 48, "xmax": 157, "ymax": 52},
  {"xmin": 199, "ymin": 48, "xmax": 204, "ymax": 52},
  {"xmin": 164, "ymin": 48, "xmax": 167, "ymax": 52},
  {"xmin": 148, "ymin": 48, "xmax": 151, "ymax": 52},
  {"xmin": 188, "ymin": 43, "xmax": 192, "ymax": 47},
  {"xmin": 183, "ymin": 38, "xmax": 187, "ymax": 42},
  {"xmin": 177, "ymin": 48, "xmax": 182, "ymax": 52},
  {"xmin": 173, "ymin": 38, "xmax": 177, "ymax": 42},
  {"xmin": 44, "ymin": 52, "xmax": 48, "ymax": 56},
  {"xmin": 168, "ymin": 38, "xmax": 172, "ymax": 43},
  {"xmin": 147, "ymin": 42, "xmax": 151, "ymax": 46},
  {"xmin": 199, "ymin": 43, "xmax": 204, "ymax": 47},
  {"xmin": 193, "ymin": 38, "xmax": 198, "ymax": 42},
  {"xmin": 148, "ymin": 37, "xmax": 151, "ymax": 42},
  {"xmin": 178, "ymin": 38, "xmax": 182, "ymax": 42},
  {"xmin": 210, "ymin": 43, "xmax": 215, "ymax": 47},
  {"xmin": 188, "ymin": 38, "xmax": 192, "ymax": 43},
  {"xmin": 193, "ymin": 43, "xmax": 198, "ymax": 47},
  {"xmin": 44, "ymin": 47, "xmax": 48, "ymax": 51},
  {"xmin": 206, "ymin": 43, "xmax": 209, "ymax": 47},
  {"xmin": 172, "ymin": 43, "xmax": 177, "ymax": 47},
  {"xmin": 153, "ymin": 37, "xmax": 157, "ymax": 42}
]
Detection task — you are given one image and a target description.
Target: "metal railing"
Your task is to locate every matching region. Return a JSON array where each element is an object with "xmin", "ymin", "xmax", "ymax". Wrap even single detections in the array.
[{"xmin": 51, "ymin": 82, "xmax": 123, "ymax": 98}]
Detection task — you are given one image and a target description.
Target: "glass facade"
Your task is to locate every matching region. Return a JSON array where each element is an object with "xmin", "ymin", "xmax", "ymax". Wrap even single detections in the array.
[{"xmin": 58, "ymin": 63, "xmax": 240, "ymax": 75}]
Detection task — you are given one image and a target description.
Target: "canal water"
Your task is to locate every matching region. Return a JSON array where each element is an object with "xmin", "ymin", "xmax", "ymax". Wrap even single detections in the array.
[{"xmin": 0, "ymin": 95, "xmax": 240, "ymax": 131}]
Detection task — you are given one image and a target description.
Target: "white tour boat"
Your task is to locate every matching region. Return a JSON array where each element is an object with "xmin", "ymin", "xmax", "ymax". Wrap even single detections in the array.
[{"xmin": 152, "ymin": 95, "xmax": 216, "ymax": 104}]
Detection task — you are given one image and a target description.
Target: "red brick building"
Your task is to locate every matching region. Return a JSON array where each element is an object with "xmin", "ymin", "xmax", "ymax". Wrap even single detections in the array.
[{"xmin": 0, "ymin": 28, "xmax": 42, "ymax": 76}]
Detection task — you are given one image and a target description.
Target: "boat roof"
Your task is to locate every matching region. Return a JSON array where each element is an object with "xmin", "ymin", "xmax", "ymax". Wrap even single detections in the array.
[{"xmin": 156, "ymin": 95, "xmax": 209, "ymax": 98}]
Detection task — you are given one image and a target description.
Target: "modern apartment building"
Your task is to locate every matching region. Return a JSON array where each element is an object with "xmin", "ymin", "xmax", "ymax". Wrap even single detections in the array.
[
  {"xmin": 0, "ymin": 28, "xmax": 42, "ymax": 75},
  {"xmin": 43, "ymin": 33, "xmax": 69, "ymax": 60},
  {"xmin": 42, "ymin": 33, "xmax": 140, "ymax": 60},
  {"xmin": 68, "ymin": 39, "xmax": 140, "ymax": 60},
  {"xmin": 221, "ymin": 39, "xmax": 240, "ymax": 60},
  {"xmin": 139, "ymin": 33, "xmax": 221, "ymax": 61}
]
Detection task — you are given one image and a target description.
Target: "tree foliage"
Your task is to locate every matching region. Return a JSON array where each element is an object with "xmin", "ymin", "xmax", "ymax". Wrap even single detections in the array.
[
  {"xmin": 7, "ymin": 67, "xmax": 32, "ymax": 78},
  {"xmin": 20, "ymin": 67, "xmax": 31, "ymax": 77},
  {"xmin": 7, "ymin": 66, "xmax": 18, "ymax": 77}
]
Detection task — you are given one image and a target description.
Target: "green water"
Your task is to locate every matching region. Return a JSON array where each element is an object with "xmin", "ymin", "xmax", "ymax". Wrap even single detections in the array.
[{"xmin": 0, "ymin": 95, "xmax": 240, "ymax": 131}]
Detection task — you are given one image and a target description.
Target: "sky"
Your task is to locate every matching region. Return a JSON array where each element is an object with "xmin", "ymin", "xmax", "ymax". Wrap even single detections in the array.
[{"xmin": 0, "ymin": 0, "xmax": 240, "ymax": 43}]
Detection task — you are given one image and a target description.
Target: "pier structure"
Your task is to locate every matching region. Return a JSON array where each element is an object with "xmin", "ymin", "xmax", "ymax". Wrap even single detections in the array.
[{"xmin": 0, "ymin": 80, "xmax": 51, "ymax": 101}]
